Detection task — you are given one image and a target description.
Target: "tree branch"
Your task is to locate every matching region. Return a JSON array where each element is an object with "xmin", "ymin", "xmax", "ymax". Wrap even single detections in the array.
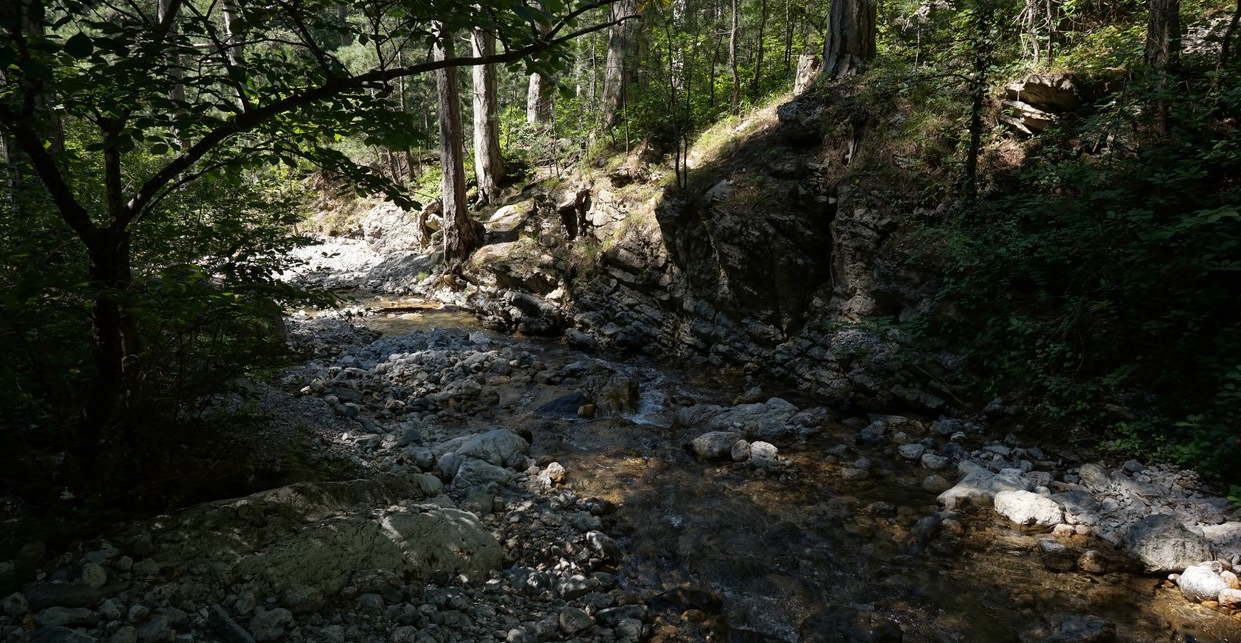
[{"xmin": 123, "ymin": 8, "xmax": 627, "ymax": 224}]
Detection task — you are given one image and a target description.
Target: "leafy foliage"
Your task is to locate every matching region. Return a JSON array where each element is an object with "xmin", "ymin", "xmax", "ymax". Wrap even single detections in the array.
[{"xmin": 916, "ymin": 46, "xmax": 1241, "ymax": 479}]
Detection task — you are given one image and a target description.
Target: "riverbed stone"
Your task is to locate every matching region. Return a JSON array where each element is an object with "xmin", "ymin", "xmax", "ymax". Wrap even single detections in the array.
[
  {"xmin": 558, "ymin": 606, "xmax": 592, "ymax": 634},
  {"xmin": 897, "ymin": 443, "xmax": 926, "ymax": 460},
  {"xmin": 29, "ymin": 627, "xmax": 99, "ymax": 643},
  {"xmin": 691, "ymin": 431, "xmax": 742, "ymax": 461},
  {"xmin": 207, "ymin": 606, "xmax": 255, "ymax": 643},
  {"xmin": 920, "ymin": 453, "xmax": 949, "ymax": 470},
  {"xmin": 1038, "ymin": 539, "xmax": 1077, "ymax": 572},
  {"xmin": 452, "ymin": 429, "xmax": 530, "ymax": 467},
  {"xmin": 921, "ymin": 475, "xmax": 952, "ymax": 493},
  {"xmin": 1036, "ymin": 615, "xmax": 1116, "ymax": 643},
  {"xmin": 1077, "ymin": 464, "xmax": 1112, "ymax": 492},
  {"xmin": 248, "ymin": 608, "xmax": 293, "ymax": 642},
  {"xmin": 25, "ymin": 583, "xmax": 104, "ymax": 610},
  {"xmin": 80, "ymin": 563, "xmax": 107, "ymax": 590},
  {"xmin": 750, "ymin": 441, "xmax": 779, "ymax": 470},
  {"xmin": 2, "ymin": 592, "xmax": 29, "ymax": 618},
  {"xmin": 453, "ymin": 458, "xmax": 513, "ymax": 489},
  {"xmin": 1123, "ymin": 514, "xmax": 1213, "ymax": 573},
  {"xmin": 938, "ymin": 462, "xmax": 1029, "ymax": 509},
  {"xmin": 36, "ymin": 606, "xmax": 99, "ymax": 628},
  {"xmin": 135, "ymin": 615, "xmax": 172, "ymax": 642},
  {"xmin": 1179, "ymin": 562, "xmax": 1230, "ymax": 602},
  {"xmin": 1077, "ymin": 550, "xmax": 1107, "ymax": 574},
  {"xmin": 994, "ymin": 490, "xmax": 1064, "ymax": 527},
  {"xmin": 1220, "ymin": 588, "xmax": 1241, "ymax": 608}
]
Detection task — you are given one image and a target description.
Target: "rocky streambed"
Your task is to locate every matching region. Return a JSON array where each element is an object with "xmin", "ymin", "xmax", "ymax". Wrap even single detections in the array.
[{"xmin": 3, "ymin": 305, "xmax": 1241, "ymax": 643}]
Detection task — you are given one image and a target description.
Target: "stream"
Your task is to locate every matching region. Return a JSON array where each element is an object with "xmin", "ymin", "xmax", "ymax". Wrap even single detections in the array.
[{"xmin": 321, "ymin": 299, "xmax": 1241, "ymax": 643}]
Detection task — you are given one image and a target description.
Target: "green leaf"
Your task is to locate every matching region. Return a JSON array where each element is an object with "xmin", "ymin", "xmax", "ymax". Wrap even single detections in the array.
[
  {"xmin": 150, "ymin": 142, "xmax": 170, "ymax": 156},
  {"xmin": 64, "ymin": 33, "xmax": 94, "ymax": 59}
]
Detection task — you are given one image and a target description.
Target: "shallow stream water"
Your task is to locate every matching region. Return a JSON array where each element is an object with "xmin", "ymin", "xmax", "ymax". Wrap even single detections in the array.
[{"xmin": 347, "ymin": 299, "xmax": 1241, "ymax": 643}]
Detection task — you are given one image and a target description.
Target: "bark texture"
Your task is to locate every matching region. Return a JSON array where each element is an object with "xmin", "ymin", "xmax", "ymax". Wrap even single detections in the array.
[
  {"xmin": 822, "ymin": 0, "xmax": 877, "ymax": 79},
  {"xmin": 471, "ymin": 29, "xmax": 505, "ymax": 205},
  {"xmin": 601, "ymin": 0, "xmax": 636, "ymax": 128}
]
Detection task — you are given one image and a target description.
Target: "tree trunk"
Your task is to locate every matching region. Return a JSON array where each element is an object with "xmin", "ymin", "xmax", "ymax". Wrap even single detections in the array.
[
  {"xmin": 471, "ymin": 29, "xmax": 505, "ymax": 205},
  {"xmin": 1145, "ymin": 0, "xmax": 1181, "ymax": 133},
  {"xmin": 729, "ymin": 0, "xmax": 740, "ymax": 114},
  {"xmin": 222, "ymin": 0, "xmax": 243, "ymax": 65},
  {"xmin": 601, "ymin": 0, "xmax": 636, "ymax": 128},
  {"xmin": 433, "ymin": 22, "xmax": 480, "ymax": 262},
  {"xmin": 752, "ymin": 0, "xmax": 768, "ymax": 96},
  {"xmin": 1220, "ymin": 0, "xmax": 1241, "ymax": 67},
  {"xmin": 527, "ymin": 73, "xmax": 553, "ymax": 123},
  {"xmin": 822, "ymin": 0, "xmax": 877, "ymax": 79},
  {"xmin": 338, "ymin": 4, "xmax": 353, "ymax": 46}
]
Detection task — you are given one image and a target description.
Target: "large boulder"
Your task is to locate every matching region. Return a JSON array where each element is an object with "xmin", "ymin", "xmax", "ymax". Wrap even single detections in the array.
[
  {"xmin": 113, "ymin": 473, "xmax": 501, "ymax": 601},
  {"xmin": 1123, "ymin": 514, "xmax": 1213, "ymax": 573},
  {"xmin": 450, "ymin": 429, "xmax": 530, "ymax": 467},
  {"xmin": 679, "ymin": 398, "xmax": 801, "ymax": 444},
  {"xmin": 1201, "ymin": 521, "xmax": 1241, "ymax": 563},
  {"xmin": 691, "ymin": 431, "xmax": 743, "ymax": 461},
  {"xmin": 994, "ymin": 490, "xmax": 1064, "ymax": 527},
  {"xmin": 938, "ymin": 461, "xmax": 1030, "ymax": 510}
]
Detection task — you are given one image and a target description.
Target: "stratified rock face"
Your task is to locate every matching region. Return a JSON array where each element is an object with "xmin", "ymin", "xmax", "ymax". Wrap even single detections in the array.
[
  {"xmin": 1124, "ymin": 514, "xmax": 1213, "ymax": 573},
  {"xmin": 1005, "ymin": 74, "xmax": 1082, "ymax": 112},
  {"xmin": 1001, "ymin": 73, "xmax": 1082, "ymax": 134},
  {"xmin": 115, "ymin": 473, "xmax": 502, "ymax": 601},
  {"xmin": 649, "ymin": 179, "xmax": 834, "ymax": 346}
]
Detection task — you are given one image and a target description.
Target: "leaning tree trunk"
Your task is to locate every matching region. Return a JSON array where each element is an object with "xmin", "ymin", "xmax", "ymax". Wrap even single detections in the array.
[
  {"xmin": 1145, "ymin": 0, "xmax": 1181, "ymax": 133},
  {"xmin": 601, "ymin": 0, "xmax": 637, "ymax": 129},
  {"xmin": 822, "ymin": 0, "xmax": 877, "ymax": 79},
  {"xmin": 433, "ymin": 22, "xmax": 480, "ymax": 262},
  {"xmin": 471, "ymin": 29, "xmax": 505, "ymax": 205}
]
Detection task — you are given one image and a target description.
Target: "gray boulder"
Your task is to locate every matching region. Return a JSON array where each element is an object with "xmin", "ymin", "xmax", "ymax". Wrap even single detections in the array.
[
  {"xmin": 749, "ymin": 441, "xmax": 780, "ymax": 470},
  {"xmin": 1201, "ymin": 521, "xmax": 1241, "ymax": 562},
  {"xmin": 1077, "ymin": 464, "xmax": 1112, "ymax": 492},
  {"xmin": 938, "ymin": 461, "xmax": 1030, "ymax": 509},
  {"xmin": 249, "ymin": 608, "xmax": 293, "ymax": 642},
  {"xmin": 111, "ymin": 473, "xmax": 499, "ymax": 602},
  {"xmin": 691, "ymin": 431, "xmax": 742, "ymax": 461},
  {"xmin": 450, "ymin": 428, "xmax": 530, "ymax": 467},
  {"xmin": 1124, "ymin": 514, "xmax": 1212, "ymax": 573},
  {"xmin": 451, "ymin": 459, "xmax": 513, "ymax": 489},
  {"xmin": 994, "ymin": 490, "xmax": 1064, "ymax": 527}
]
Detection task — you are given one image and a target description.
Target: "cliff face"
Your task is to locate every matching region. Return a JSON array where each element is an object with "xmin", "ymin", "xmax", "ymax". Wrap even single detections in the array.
[{"xmin": 461, "ymin": 90, "xmax": 948, "ymax": 411}]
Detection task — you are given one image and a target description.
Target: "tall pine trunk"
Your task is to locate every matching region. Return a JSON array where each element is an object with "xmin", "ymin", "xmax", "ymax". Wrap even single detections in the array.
[
  {"xmin": 433, "ymin": 23, "xmax": 480, "ymax": 261},
  {"xmin": 471, "ymin": 29, "xmax": 505, "ymax": 205}
]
